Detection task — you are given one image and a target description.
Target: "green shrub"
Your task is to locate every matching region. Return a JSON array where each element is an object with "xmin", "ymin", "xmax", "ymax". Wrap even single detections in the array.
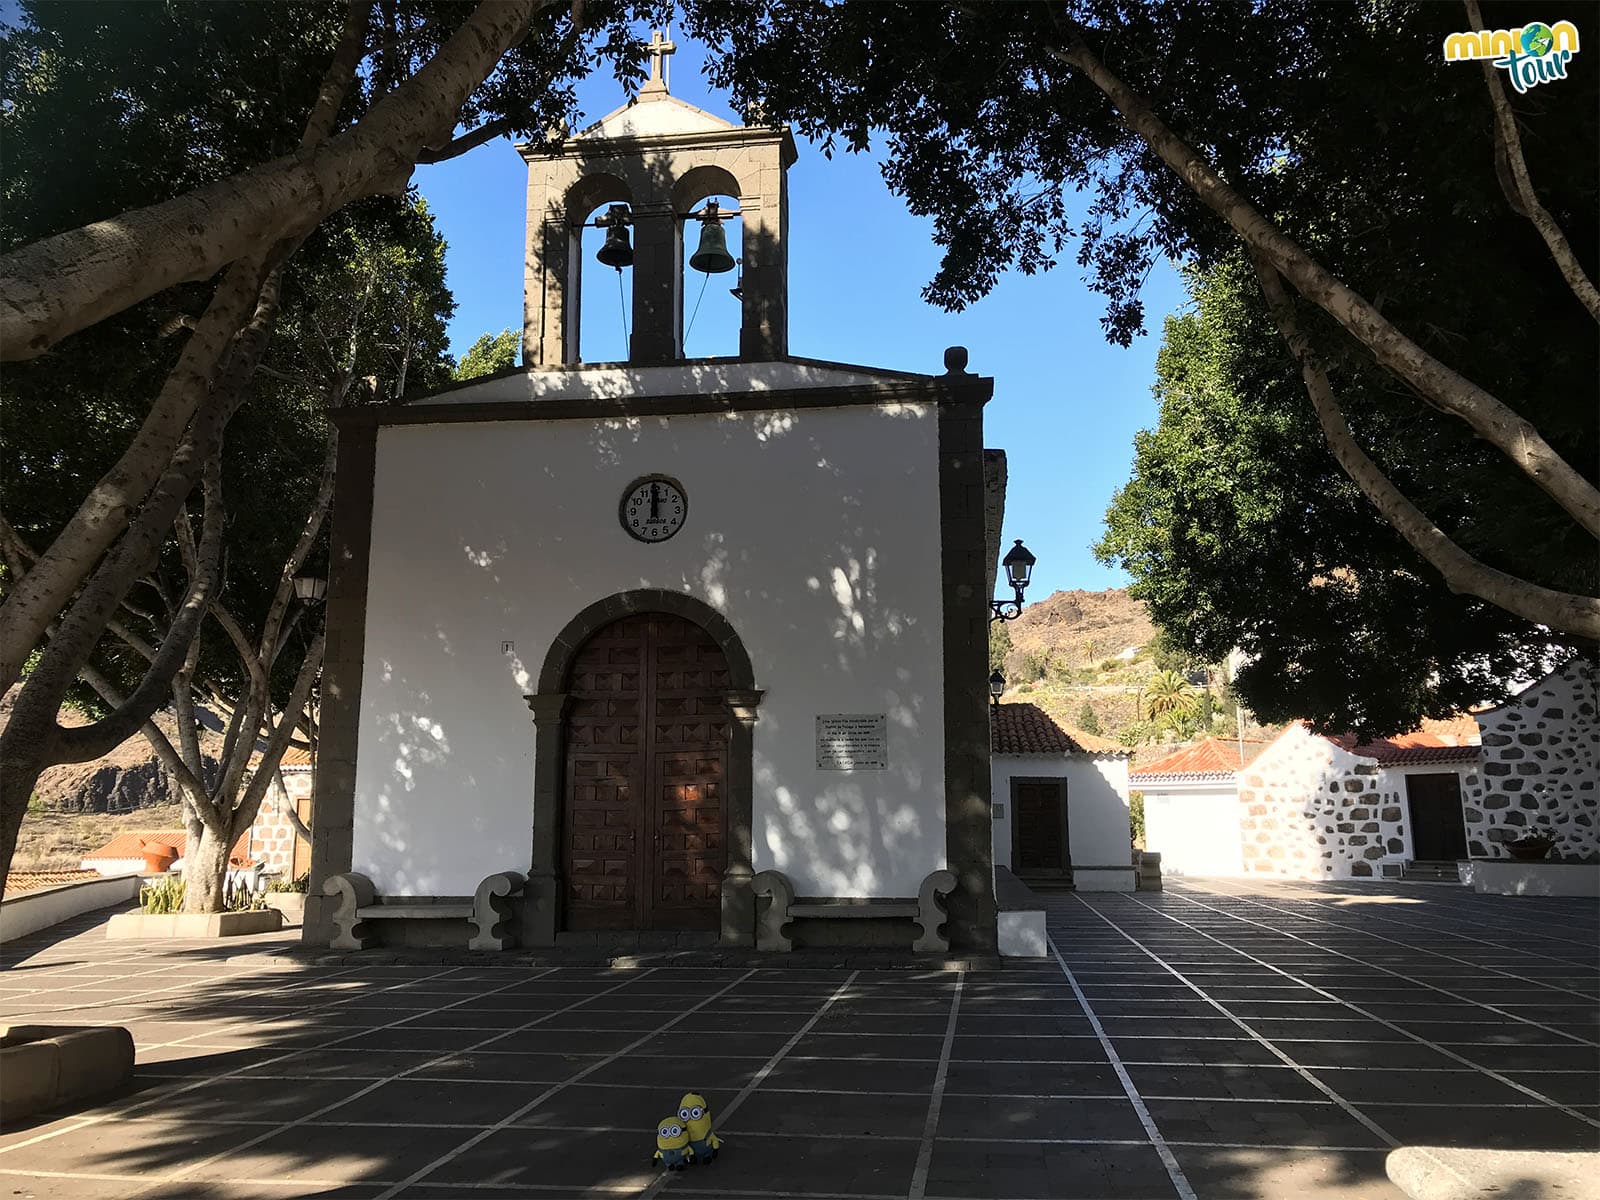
[
  {"xmin": 139, "ymin": 875, "xmax": 185, "ymax": 914},
  {"xmin": 139, "ymin": 874, "xmax": 266, "ymax": 913},
  {"xmin": 1130, "ymin": 791, "xmax": 1146, "ymax": 849},
  {"xmin": 265, "ymin": 872, "xmax": 310, "ymax": 894}
]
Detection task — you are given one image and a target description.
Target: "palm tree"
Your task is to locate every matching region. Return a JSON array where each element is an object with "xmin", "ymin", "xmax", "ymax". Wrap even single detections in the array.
[{"xmin": 1141, "ymin": 670, "xmax": 1201, "ymax": 723}]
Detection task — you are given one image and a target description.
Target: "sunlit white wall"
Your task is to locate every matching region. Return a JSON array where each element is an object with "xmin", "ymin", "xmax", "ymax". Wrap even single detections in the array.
[
  {"xmin": 990, "ymin": 754, "xmax": 1133, "ymax": 885},
  {"xmin": 1142, "ymin": 785, "xmax": 1246, "ymax": 876},
  {"xmin": 351, "ymin": 401, "xmax": 946, "ymax": 898}
]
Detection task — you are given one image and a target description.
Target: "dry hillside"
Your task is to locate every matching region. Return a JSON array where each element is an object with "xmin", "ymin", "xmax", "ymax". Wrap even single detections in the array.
[{"xmin": 1004, "ymin": 588, "xmax": 1157, "ymax": 675}]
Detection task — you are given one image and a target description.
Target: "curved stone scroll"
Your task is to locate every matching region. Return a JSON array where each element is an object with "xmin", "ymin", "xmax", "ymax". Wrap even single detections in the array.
[
  {"xmin": 913, "ymin": 869, "xmax": 958, "ymax": 953},
  {"xmin": 469, "ymin": 871, "xmax": 527, "ymax": 951},
  {"xmin": 751, "ymin": 869, "xmax": 795, "ymax": 952},
  {"xmin": 323, "ymin": 872, "xmax": 377, "ymax": 950}
]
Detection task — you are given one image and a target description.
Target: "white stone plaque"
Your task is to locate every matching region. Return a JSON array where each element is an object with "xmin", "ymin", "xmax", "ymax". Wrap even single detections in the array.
[{"xmin": 816, "ymin": 714, "xmax": 888, "ymax": 771}]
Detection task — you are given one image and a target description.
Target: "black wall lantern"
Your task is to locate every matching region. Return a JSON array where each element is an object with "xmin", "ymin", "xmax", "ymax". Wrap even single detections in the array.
[
  {"xmin": 991, "ymin": 539, "xmax": 1036, "ymax": 622},
  {"xmin": 988, "ymin": 670, "xmax": 1006, "ymax": 708}
]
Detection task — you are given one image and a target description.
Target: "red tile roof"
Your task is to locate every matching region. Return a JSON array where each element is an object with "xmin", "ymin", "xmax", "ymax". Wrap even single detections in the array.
[
  {"xmin": 248, "ymin": 745, "xmax": 313, "ymax": 769},
  {"xmin": 1131, "ymin": 738, "xmax": 1269, "ymax": 783},
  {"xmin": 4, "ymin": 869, "xmax": 101, "ymax": 898},
  {"xmin": 1332, "ymin": 714, "xmax": 1481, "ymax": 764},
  {"xmin": 992, "ymin": 703, "xmax": 1125, "ymax": 756},
  {"xmin": 83, "ymin": 829, "xmax": 254, "ymax": 865}
]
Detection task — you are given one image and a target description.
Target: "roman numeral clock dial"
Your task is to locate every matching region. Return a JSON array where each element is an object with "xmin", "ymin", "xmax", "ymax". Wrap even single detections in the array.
[{"xmin": 620, "ymin": 475, "xmax": 687, "ymax": 543}]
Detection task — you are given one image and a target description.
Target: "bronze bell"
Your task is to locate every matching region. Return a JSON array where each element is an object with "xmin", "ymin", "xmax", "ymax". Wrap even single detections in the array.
[
  {"xmin": 595, "ymin": 204, "xmax": 633, "ymax": 269},
  {"xmin": 688, "ymin": 203, "xmax": 736, "ymax": 274}
]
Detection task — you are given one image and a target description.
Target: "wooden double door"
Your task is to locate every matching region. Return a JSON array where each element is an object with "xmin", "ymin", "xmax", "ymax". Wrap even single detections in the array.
[{"xmin": 563, "ymin": 613, "xmax": 731, "ymax": 930}]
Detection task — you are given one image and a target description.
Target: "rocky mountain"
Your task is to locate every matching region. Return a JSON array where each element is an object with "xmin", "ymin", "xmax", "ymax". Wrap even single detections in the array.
[
  {"xmin": 1000, "ymin": 588, "xmax": 1157, "ymax": 679},
  {"xmin": 3, "ymin": 688, "xmax": 222, "ymax": 814}
]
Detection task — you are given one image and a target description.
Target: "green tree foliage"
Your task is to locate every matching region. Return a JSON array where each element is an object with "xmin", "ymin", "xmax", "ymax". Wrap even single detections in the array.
[
  {"xmin": 988, "ymin": 621, "xmax": 1011, "ymax": 676},
  {"xmin": 687, "ymin": 0, "xmax": 1597, "ymax": 711},
  {"xmin": 1075, "ymin": 702, "xmax": 1102, "ymax": 736},
  {"xmin": 1129, "ymin": 791, "xmax": 1144, "ymax": 848},
  {"xmin": 453, "ymin": 329, "xmax": 521, "ymax": 381},
  {"xmin": 1099, "ymin": 257, "xmax": 1583, "ymax": 735}
]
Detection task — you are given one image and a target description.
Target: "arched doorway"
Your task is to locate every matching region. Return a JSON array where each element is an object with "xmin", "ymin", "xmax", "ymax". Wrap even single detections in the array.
[
  {"xmin": 525, "ymin": 590, "xmax": 762, "ymax": 945},
  {"xmin": 564, "ymin": 612, "xmax": 731, "ymax": 930}
]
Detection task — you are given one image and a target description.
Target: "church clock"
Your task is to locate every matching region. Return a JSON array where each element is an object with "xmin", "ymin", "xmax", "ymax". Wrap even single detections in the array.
[{"xmin": 620, "ymin": 475, "xmax": 687, "ymax": 543}]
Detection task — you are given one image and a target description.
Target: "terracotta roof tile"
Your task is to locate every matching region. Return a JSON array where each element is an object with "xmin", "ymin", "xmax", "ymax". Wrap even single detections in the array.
[
  {"xmin": 4, "ymin": 869, "xmax": 101, "ymax": 898},
  {"xmin": 83, "ymin": 829, "xmax": 254, "ymax": 866},
  {"xmin": 992, "ymin": 703, "xmax": 1125, "ymax": 756},
  {"xmin": 1332, "ymin": 714, "xmax": 1480, "ymax": 764},
  {"xmin": 1131, "ymin": 738, "xmax": 1268, "ymax": 783},
  {"xmin": 248, "ymin": 745, "xmax": 314, "ymax": 769}
]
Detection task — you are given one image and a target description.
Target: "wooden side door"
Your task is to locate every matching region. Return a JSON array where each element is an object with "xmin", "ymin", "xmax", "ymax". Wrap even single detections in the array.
[
  {"xmin": 1405, "ymin": 772, "xmax": 1468, "ymax": 861},
  {"xmin": 1013, "ymin": 777, "xmax": 1070, "ymax": 878}
]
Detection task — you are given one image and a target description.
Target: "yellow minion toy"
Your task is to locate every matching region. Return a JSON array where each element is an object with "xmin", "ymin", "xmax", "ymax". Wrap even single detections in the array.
[
  {"xmin": 678, "ymin": 1092, "xmax": 722, "ymax": 1162},
  {"xmin": 653, "ymin": 1117, "xmax": 692, "ymax": 1171}
]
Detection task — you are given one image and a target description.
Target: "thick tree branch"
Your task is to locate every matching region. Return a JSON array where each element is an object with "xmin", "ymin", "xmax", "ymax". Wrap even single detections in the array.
[
  {"xmin": 53, "ymin": 451, "xmax": 227, "ymax": 762},
  {"xmin": 1049, "ymin": 22, "xmax": 1600, "ymax": 539},
  {"xmin": 234, "ymin": 630, "xmax": 325, "ymax": 834},
  {"xmin": 1462, "ymin": 0, "xmax": 1600, "ymax": 323},
  {"xmin": 0, "ymin": 0, "xmax": 554, "ymax": 359},
  {"xmin": 76, "ymin": 662, "xmax": 214, "ymax": 816},
  {"xmin": 416, "ymin": 0, "xmax": 584, "ymax": 165},
  {"xmin": 1251, "ymin": 253, "xmax": 1600, "ymax": 639},
  {"xmin": 415, "ymin": 113, "xmax": 523, "ymax": 164}
]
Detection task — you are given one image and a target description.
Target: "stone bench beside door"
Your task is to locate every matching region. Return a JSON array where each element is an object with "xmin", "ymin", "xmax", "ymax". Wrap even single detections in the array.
[
  {"xmin": 322, "ymin": 871, "xmax": 526, "ymax": 950},
  {"xmin": 751, "ymin": 869, "xmax": 956, "ymax": 952}
]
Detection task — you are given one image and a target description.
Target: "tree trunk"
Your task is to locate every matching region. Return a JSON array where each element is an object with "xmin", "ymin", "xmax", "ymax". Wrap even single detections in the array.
[
  {"xmin": 183, "ymin": 821, "xmax": 235, "ymax": 914},
  {"xmin": 0, "ymin": 0, "xmax": 551, "ymax": 360}
]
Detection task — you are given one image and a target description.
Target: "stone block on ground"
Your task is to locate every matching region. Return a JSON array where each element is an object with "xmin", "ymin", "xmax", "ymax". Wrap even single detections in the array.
[
  {"xmin": 1386, "ymin": 1146, "xmax": 1600, "ymax": 1200},
  {"xmin": 0, "ymin": 1025, "xmax": 134, "ymax": 1123}
]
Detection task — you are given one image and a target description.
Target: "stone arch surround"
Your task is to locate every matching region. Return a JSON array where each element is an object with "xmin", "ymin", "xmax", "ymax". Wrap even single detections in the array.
[{"xmin": 523, "ymin": 589, "xmax": 763, "ymax": 946}]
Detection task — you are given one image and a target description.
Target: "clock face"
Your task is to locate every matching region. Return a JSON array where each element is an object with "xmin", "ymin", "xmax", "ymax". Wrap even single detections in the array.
[{"xmin": 620, "ymin": 476, "xmax": 687, "ymax": 543}]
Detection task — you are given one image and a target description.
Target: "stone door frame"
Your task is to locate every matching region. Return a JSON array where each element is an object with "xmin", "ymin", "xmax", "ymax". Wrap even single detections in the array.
[{"xmin": 523, "ymin": 589, "xmax": 762, "ymax": 946}]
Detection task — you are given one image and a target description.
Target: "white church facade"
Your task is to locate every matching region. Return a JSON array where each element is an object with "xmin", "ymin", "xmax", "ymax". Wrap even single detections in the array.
[{"xmin": 304, "ymin": 48, "xmax": 1004, "ymax": 952}]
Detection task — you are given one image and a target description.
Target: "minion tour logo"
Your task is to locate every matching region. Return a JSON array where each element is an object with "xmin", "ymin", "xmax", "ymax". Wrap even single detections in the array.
[{"xmin": 1444, "ymin": 20, "xmax": 1581, "ymax": 92}]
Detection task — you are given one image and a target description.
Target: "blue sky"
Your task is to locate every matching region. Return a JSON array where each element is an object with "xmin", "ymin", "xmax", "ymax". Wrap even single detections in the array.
[{"xmin": 415, "ymin": 30, "xmax": 1185, "ymax": 598}]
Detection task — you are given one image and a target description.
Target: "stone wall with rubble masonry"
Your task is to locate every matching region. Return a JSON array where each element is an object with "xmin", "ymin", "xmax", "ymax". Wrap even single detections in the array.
[
  {"xmin": 247, "ymin": 769, "xmax": 313, "ymax": 876},
  {"xmin": 1236, "ymin": 725, "xmax": 1412, "ymax": 880},
  {"xmin": 1463, "ymin": 657, "xmax": 1599, "ymax": 861}
]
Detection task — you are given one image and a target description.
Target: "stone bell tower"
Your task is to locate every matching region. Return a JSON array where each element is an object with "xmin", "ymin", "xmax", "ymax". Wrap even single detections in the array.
[{"xmin": 519, "ymin": 32, "xmax": 798, "ymax": 366}]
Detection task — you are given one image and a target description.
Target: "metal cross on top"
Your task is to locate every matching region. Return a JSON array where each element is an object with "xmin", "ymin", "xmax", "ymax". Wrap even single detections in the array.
[{"xmin": 642, "ymin": 29, "xmax": 675, "ymax": 94}]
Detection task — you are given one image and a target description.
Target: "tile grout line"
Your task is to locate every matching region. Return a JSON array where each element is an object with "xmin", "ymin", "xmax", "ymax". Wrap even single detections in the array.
[
  {"xmin": 1124, "ymin": 891, "xmax": 1600, "ymax": 1129},
  {"xmin": 132, "ymin": 965, "xmax": 634, "ymax": 1196},
  {"xmin": 1047, "ymin": 934, "xmax": 1197, "ymax": 1200},
  {"xmin": 1071, "ymin": 893, "xmax": 1400, "ymax": 1149},
  {"xmin": 641, "ymin": 969, "xmax": 865, "ymax": 1200},
  {"xmin": 1263, "ymin": 878, "xmax": 1600, "ymax": 954},
  {"xmin": 906, "ymin": 971, "xmax": 963, "ymax": 1200},
  {"xmin": 1180, "ymin": 880, "xmax": 1600, "ymax": 1016},
  {"xmin": 0, "ymin": 961, "xmax": 459, "ymax": 1159},
  {"xmin": 375, "ymin": 968, "xmax": 761, "ymax": 1199}
]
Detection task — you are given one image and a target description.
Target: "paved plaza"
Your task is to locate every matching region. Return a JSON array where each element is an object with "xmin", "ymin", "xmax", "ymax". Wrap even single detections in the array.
[{"xmin": 1, "ymin": 879, "xmax": 1595, "ymax": 1199}]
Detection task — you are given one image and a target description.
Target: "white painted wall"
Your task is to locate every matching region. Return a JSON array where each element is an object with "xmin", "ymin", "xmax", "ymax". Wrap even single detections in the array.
[
  {"xmin": 1142, "ymin": 785, "xmax": 1246, "ymax": 876},
  {"xmin": 353, "ymin": 402, "xmax": 946, "ymax": 898},
  {"xmin": 0, "ymin": 875, "xmax": 141, "ymax": 944},
  {"xmin": 991, "ymin": 754, "xmax": 1133, "ymax": 881},
  {"xmin": 1378, "ymin": 763, "xmax": 1481, "ymax": 862}
]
